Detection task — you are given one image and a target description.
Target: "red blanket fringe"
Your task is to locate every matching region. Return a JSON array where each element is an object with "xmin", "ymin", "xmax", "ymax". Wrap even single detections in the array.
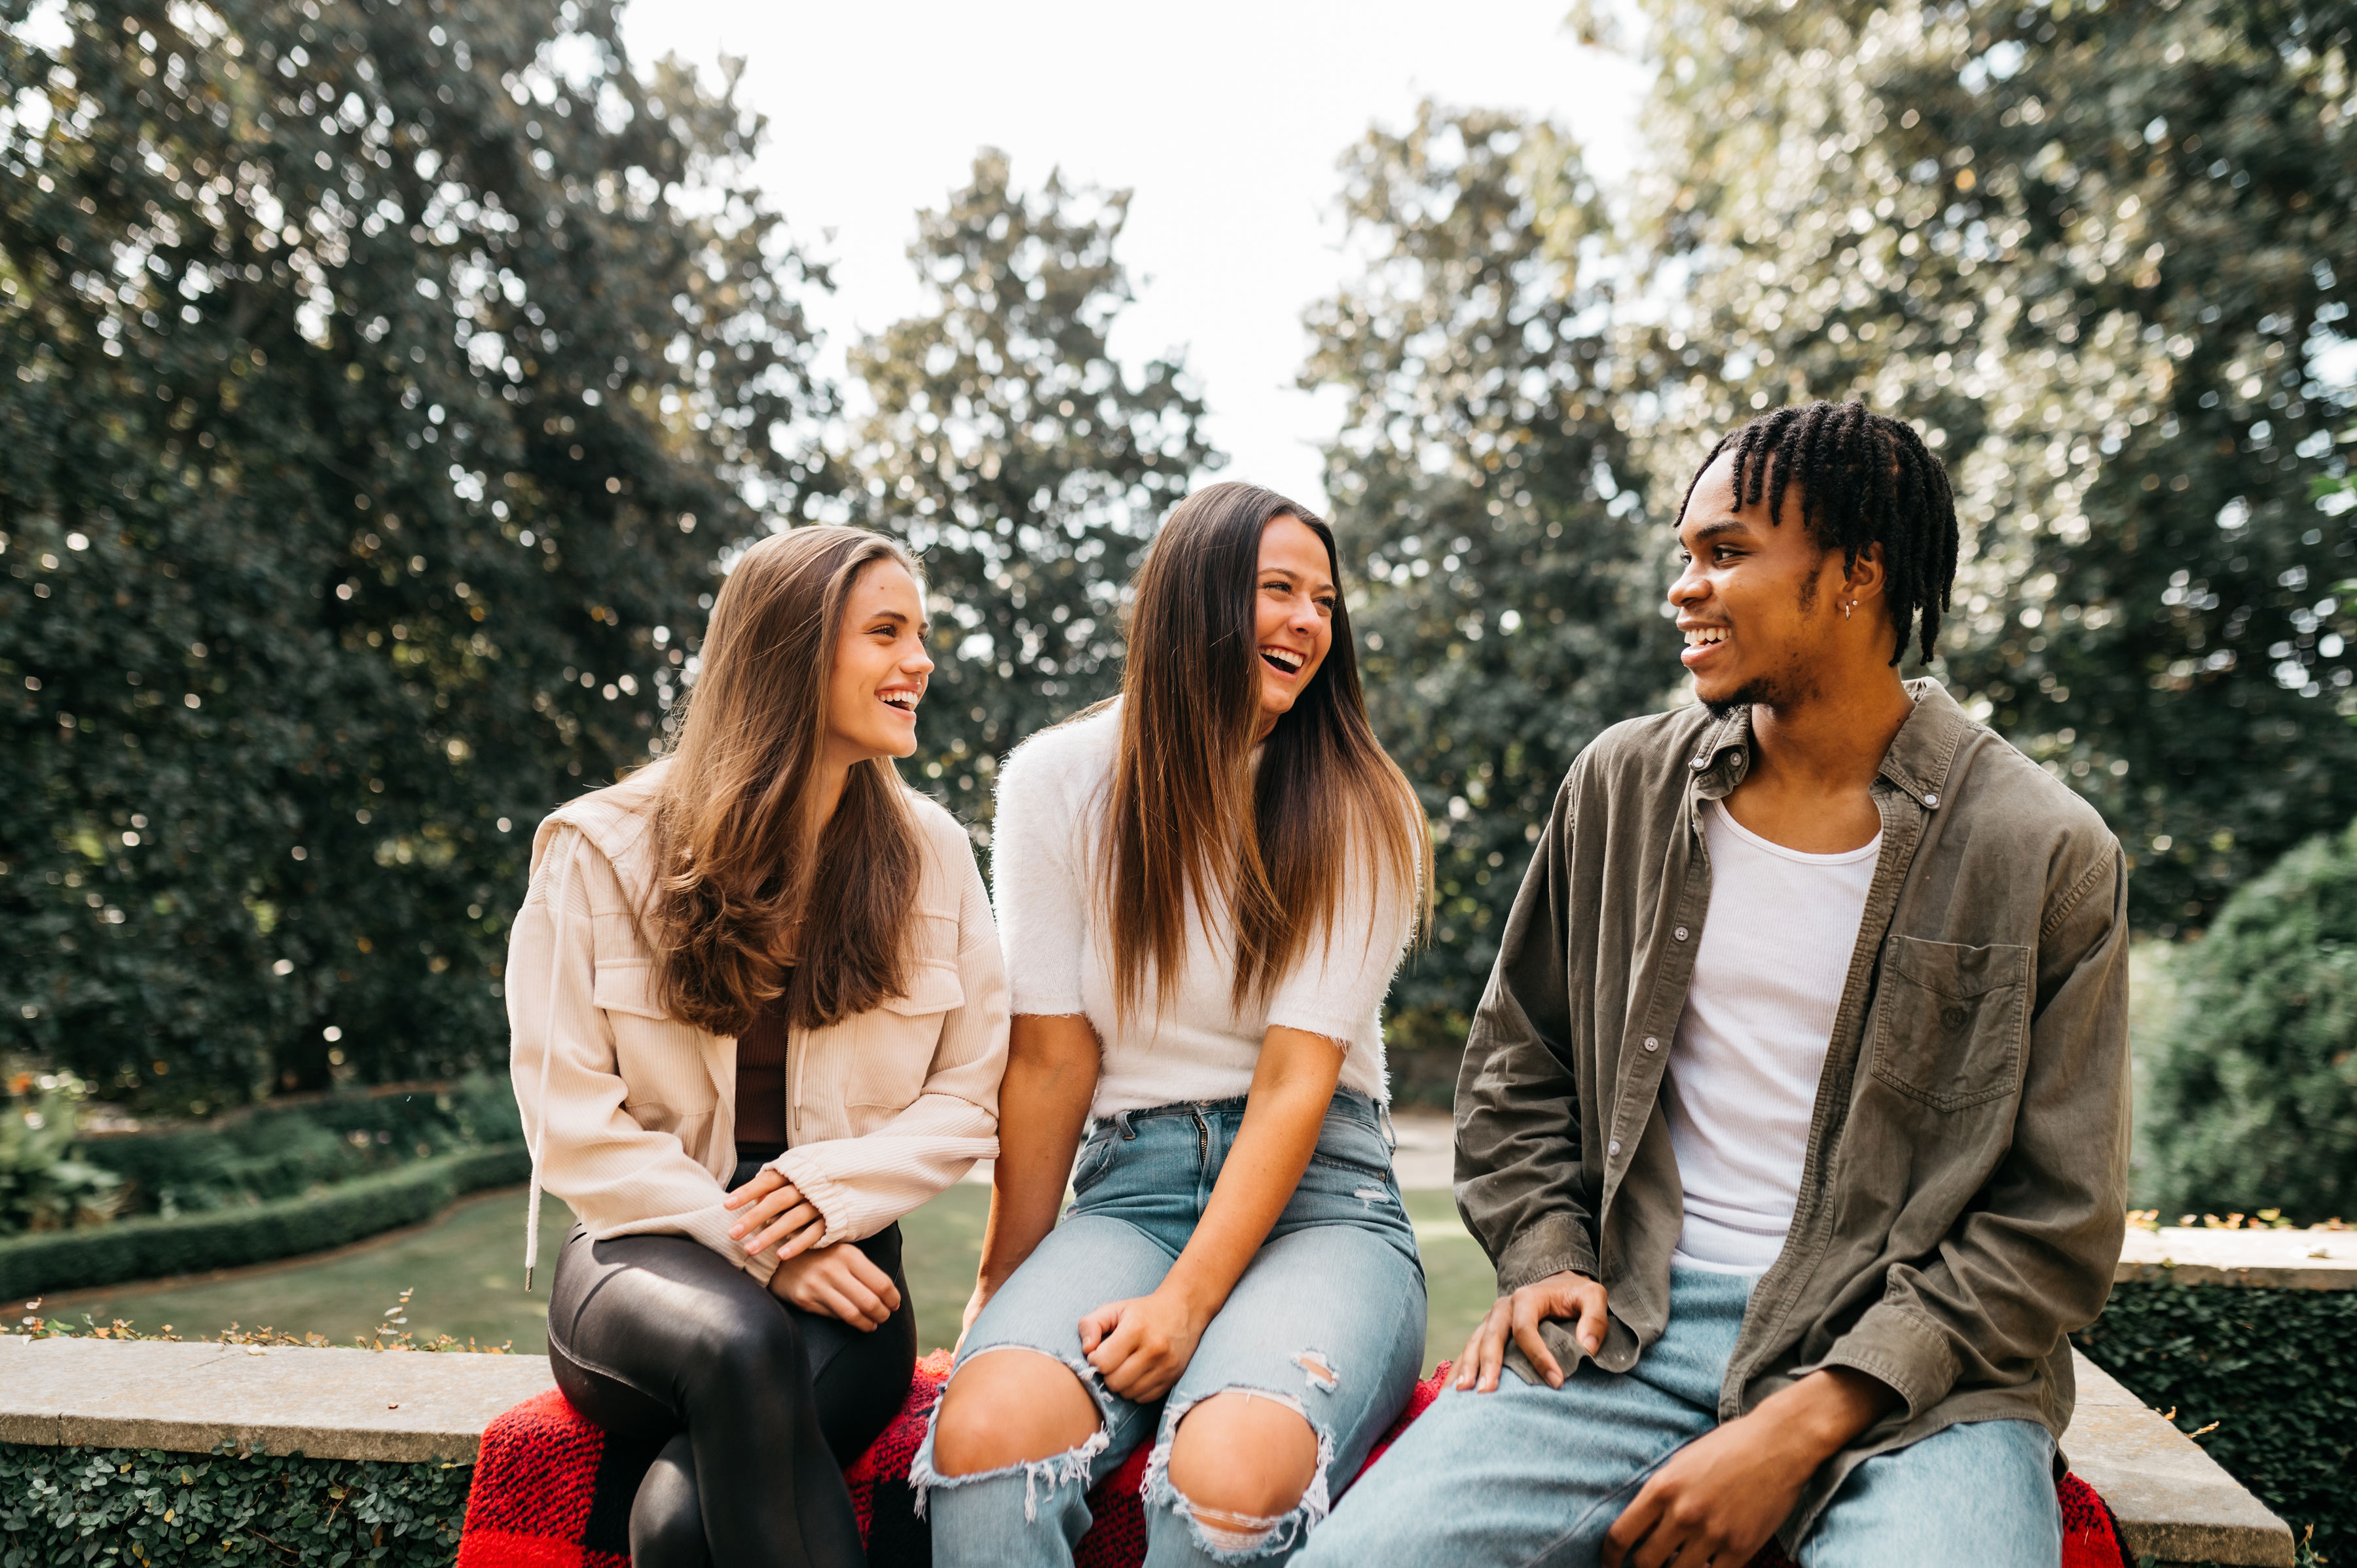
[{"xmin": 459, "ymin": 1355, "xmax": 2132, "ymax": 1568}]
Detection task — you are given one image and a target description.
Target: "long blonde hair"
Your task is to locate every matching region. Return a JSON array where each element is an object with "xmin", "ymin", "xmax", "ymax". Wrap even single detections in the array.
[
  {"xmin": 1102, "ymin": 482, "xmax": 1430, "ymax": 1023},
  {"xmin": 646, "ymin": 527, "xmax": 923, "ymax": 1034}
]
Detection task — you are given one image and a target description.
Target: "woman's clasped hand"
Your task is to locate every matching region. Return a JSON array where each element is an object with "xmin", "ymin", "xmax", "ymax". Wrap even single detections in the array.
[
  {"xmin": 723, "ymin": 1167, "xmax": 827, "ymax": 1260},
  {"xmin": 768, "ymin": 1243, "xmax": 905, "ymax": 1329},
  {"xmin": 723, "ymin": 1169, "xmax": 902, "ymax": 1328}
]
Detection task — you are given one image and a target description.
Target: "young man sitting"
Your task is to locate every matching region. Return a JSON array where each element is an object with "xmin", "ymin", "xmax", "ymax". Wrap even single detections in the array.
[{"xmin": 1301, "ymin": 401, "xmax": 2130, "ymax": 1568}]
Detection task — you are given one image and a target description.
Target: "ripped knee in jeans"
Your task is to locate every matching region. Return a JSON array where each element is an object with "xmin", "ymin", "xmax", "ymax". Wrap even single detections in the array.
[
  {"xmin": 911, "ymin": 1347, "xmax": 1111, "ymax": 1523},
  {"xmin": 1147, "ymin": 1385, "xmax": 1336, "ymax": 1561}
]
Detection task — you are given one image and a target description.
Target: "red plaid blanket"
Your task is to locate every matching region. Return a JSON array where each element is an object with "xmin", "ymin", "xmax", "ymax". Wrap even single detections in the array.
[{"xmin": 458, "ymin": 1353, "xmax": 2132, "ymax": 1567}]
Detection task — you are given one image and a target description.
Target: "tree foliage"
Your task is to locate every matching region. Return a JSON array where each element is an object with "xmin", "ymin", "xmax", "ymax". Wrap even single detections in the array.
[
  {"xmin": 0, "ymin": 0, "xmax": 825, "ymax": 1108},
  {"xmin": 849, "ymin": 151, "xmax": 1216, "ymax": 828},
  {"xmin": 1631, "ymin": 0, "xmax": 2357, "ymax": 930},
  {"xmin": 2140, "ymin": 816, "xmax": 2357, "ymax": 1224},
  {"xmin": 1306, "ymin": 106, "xmax": 1673, "ymax": 1057}
]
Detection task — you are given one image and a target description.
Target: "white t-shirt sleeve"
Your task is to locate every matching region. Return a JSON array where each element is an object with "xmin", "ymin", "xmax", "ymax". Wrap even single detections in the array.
[
  {"xmin": 1266, "ymin": 826, "xmax": 1419, "ymax": 1048},
  {"xmin": 990, "ymin": 732, "xmax": 1090, "ymax": 1017}
]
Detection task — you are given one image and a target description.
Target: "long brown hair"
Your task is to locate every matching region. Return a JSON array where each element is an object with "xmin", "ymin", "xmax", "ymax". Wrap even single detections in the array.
[
  {"xmin": 1101, "ymin": 481, "xmax": 1430, "ymax": 1023},
  {"xmin": 645, "ymin": 526, "xmax": 923, "ymax": 1035}
]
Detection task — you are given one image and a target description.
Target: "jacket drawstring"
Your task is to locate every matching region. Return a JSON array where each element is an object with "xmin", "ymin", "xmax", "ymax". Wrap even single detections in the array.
[{"xmin": 523, "ymin": 829, "xmax": 582, "ymax": 1292}]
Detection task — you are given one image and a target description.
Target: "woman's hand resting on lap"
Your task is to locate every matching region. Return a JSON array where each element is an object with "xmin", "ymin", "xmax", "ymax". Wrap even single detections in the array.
[
  {"xmin": 724, "ymin": 1170, "xmax": 900, "ymax": 1328},
  {"xmin": 1078, "ymin": 1286, "xmax": 1207, "ymax": 1402},
  {"xmin": 723, "ymin": 1167, "xmax": 827, "ymax": 1261},
  {"xmin": 769, "ymin": 1244, "xmax": 903, "ymax": 1329}
]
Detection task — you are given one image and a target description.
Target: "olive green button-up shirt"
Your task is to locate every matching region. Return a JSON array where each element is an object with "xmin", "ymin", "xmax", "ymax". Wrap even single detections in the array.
[{"xmin": 1453, "ymin": 680, "xmax": 2130, "ymax": 1541}]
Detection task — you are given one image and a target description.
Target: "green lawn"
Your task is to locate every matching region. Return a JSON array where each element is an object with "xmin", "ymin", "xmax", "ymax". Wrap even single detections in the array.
[{"xmin": 39, "ymin": 1184, "xmax": 1495, "ymax": 1375}]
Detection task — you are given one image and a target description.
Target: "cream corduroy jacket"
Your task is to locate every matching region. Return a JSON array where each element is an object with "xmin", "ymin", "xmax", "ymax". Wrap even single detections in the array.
[{"xmin": 506, "ymin": 763, "xmax": 1009, "ymax": 1287}]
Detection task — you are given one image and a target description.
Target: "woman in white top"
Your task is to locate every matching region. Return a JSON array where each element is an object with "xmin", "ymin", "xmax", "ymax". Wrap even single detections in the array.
[
  {"xmin": 507, "ymin": 526, "xmax": 1009, "ymax": 1568},
  {"xmin": 914, "ymin": 483, "xmax": 1431, "ymax": 1567}
]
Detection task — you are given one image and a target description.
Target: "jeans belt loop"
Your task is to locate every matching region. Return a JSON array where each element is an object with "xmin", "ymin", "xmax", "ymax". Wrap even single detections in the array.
[
  {"xmin": 1377, "ymin": 1100, "xmax": 1399, "ymax": 1154},
  {"xmin": 1114, "ymin": 1108, "xmax": 1137, "ymax": 1140}
]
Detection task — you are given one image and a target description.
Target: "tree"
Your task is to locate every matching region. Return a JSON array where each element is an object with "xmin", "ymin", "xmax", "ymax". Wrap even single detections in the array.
[
  {"xmin": 2141, "ymin": 816, "xmax": 2357, "ymax": 1224},
  {"xmin": 1306, "ymin": 105, "xmax": 1675, "ymax": 1072},
  {"xmin": 847, "ymin": 151, "xmax": 1218, "ymax": 828},
  {"xmin": 0, "ymin": 0, "xmax": 828, "ymax": 1107},
  {"xmin": 1629, "ymin": 0, "xmax": 2357, "ymax": 930}
]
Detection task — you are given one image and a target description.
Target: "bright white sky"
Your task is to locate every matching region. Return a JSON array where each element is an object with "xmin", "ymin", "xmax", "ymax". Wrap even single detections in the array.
[{"xmin": 618, "ymin": 1, "xmax": 1649, "ymax": 513}]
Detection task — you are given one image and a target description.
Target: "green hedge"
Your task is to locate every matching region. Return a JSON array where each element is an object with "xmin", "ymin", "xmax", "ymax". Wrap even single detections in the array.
[
  {"xmin": 65, "ymin": 1077, "xmax": 524, "ymax": 1223},
  {"xmin": 2075, "ymin": 1279, "xmax": 2357, "ymax": 1563},
  {"xmin": 0, "ymin": 1144, "xmax": 528, "ymax": 1302},
  {"xmin": 0, "ymin": 1440, "xmax": 467, "ymax": 1568},
  {"xmin": 2137, "ymin": 820, "xmax": 2357, "ymax": 1225}
]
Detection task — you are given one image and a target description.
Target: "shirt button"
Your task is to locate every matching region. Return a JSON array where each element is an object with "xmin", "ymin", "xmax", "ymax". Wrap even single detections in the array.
[
  {"xmin": 1673, "ymin": 926, "xmax": 1690, "ymax": 941},
  {"xmin": 1608, "ymin": 1139, "xmax": 1622, "ymax": 1156},
  {"xmin": 1643, "ymin": 1036, "xmax": 1660, "ymax": 1051},
  {"xmin": 1924, "ymin": 792, "xmax": 1939, "ymax": 808}
]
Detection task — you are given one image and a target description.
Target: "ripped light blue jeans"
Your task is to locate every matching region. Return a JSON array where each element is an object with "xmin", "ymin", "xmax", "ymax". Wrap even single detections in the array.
[{"xmin": 914, "ymin": 1089, "xmax": 1428, "ymax": 1567}]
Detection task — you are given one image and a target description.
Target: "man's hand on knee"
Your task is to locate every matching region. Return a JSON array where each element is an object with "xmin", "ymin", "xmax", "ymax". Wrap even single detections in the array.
[
  {"xmin": 1454, "ymin": 1271, "xmax": 1609, "ymax": 1393},
  {"xmin": 1601, "ymin": 1367, "xmax": 1899, "ymax": 1568}
]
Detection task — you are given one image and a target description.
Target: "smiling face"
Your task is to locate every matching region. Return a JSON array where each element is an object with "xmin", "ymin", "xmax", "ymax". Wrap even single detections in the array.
[
  {"xmin": 822, "ymin": 560, "xmax": 932, "ymax": 764},
  {"xmin": 1252, "ymin": 514, "xmax": 1336, "ymax": 735},
  {"xmin": 1669, "ymin": 449, "xmax": 1873, "ymax": 716}
]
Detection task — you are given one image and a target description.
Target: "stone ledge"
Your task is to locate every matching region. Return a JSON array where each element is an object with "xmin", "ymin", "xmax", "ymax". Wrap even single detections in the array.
[
  {"xmin": 2070, "ymin": 1349, "xmax": 2294, "ymax": 1567},
  {"xmin": 2117, "ymin": 1225, "xmax": 2357, "ymax": 1290},
  {"xmin": 0, "ymin": 1336, "xmax": 2295, "ymax": 1563},
  {"xmin": 0, "ymin": 1334, "xmax": 555, "ymax": 1464}
]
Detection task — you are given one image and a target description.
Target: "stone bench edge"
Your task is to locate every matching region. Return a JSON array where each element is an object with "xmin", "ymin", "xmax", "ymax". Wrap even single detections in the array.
[{"xmin": 0, "ymin": 1337, "xmax": 2295, "ymax": 1565}]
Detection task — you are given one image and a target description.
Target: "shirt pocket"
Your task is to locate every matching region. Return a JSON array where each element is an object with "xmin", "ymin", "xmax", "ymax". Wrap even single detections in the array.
[
  {"xmin": 1869, "ymin": 937, "xmax": 2032, "ymax": 1112},
  {"xmin": 848, "ymin": 961, "xmax": 965, "ymax": 1110}
]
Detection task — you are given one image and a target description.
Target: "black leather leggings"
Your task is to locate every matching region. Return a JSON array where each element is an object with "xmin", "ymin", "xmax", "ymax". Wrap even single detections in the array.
[{"xmin": 545, "ymin": 1160, "xmax": 916, "ymax": 1568}]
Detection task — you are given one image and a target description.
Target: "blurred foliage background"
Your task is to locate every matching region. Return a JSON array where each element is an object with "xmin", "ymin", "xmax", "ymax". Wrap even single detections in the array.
[
  {"xmin": 4, "ymin": 0, "xmax": 2356, "ymax": 1218},
  {"xmin": 3, "ymin": 0, "xmax": 828, "ymax": 1105},
  {"xmin": 849, "ymin": 152, "xmax": 1216, "ymax": 828}
]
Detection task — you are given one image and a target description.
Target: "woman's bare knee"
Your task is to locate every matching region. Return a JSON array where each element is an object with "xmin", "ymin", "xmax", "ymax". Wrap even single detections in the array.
[
  {"xmin": 1165, "ymin": 1391, "xmax": 1321, "ymax": 1525},
  {"xmin": 930, "ymin": 1349, "xmax": 1100, "ymax": 1476}
]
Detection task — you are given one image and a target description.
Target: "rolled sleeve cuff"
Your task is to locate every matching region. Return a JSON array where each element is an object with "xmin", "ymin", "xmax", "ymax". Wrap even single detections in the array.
[
  {"xmin": 1814, "ymin": 1302, "xmax": 1961, "ymax": 1419},
  {"xmin": 1493, "ymin": 1212, "xmax": 1602, "ymax": 1295},
  {"xmin": 768, "ymin": 1150, "xmax": 858, "ymax": 1250}
]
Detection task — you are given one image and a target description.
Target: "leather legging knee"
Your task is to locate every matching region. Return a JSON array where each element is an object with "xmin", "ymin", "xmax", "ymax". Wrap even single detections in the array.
[{"xmin": 545, "ymin": 1170, "xmax": 915, "ymax": 1568}]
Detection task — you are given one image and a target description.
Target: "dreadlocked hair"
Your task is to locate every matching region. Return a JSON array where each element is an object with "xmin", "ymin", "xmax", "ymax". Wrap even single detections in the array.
[{"xmin": 1677, "ymin": 400, "xmax": 1961, "ymax": 666}]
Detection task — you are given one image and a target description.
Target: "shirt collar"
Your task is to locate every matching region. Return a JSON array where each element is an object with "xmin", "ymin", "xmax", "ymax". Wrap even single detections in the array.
[{"xmin": 1687, "ymin": 678, "xmax": 1969, "ymax": 811}]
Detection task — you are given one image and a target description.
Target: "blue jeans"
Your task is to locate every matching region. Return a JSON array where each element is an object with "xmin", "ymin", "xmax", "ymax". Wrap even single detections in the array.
[
  {"xmin": 1298, "ymin": 1267, "xmax": 2060, "ymax": 1568},
  {"xmin": 915, "ymin": 1090, "xmax": 1428, "ymax": 1567}
]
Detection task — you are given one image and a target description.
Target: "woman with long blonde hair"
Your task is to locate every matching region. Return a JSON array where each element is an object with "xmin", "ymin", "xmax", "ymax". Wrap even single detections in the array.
[
  {"xmin": 914, "ymin": 483, "xmax": 1432, "ymax": 1567},
  {"xmin": 507, "ymin": 526, "xmax": 1008, "ymax": 1567}
]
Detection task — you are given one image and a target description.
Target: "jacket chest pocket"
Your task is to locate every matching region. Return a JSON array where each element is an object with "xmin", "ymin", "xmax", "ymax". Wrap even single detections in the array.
[
  {"xmin": 1868, "ymin": 937, "xmax": 2031, "ymax": 1112},
  {"xmin": 591, "ymin": 962, "xmax": 712, "ymax": 1119},
  {"xmin": 847, "ymin": 962, "xmax": 964, "ymax": 1109}
]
